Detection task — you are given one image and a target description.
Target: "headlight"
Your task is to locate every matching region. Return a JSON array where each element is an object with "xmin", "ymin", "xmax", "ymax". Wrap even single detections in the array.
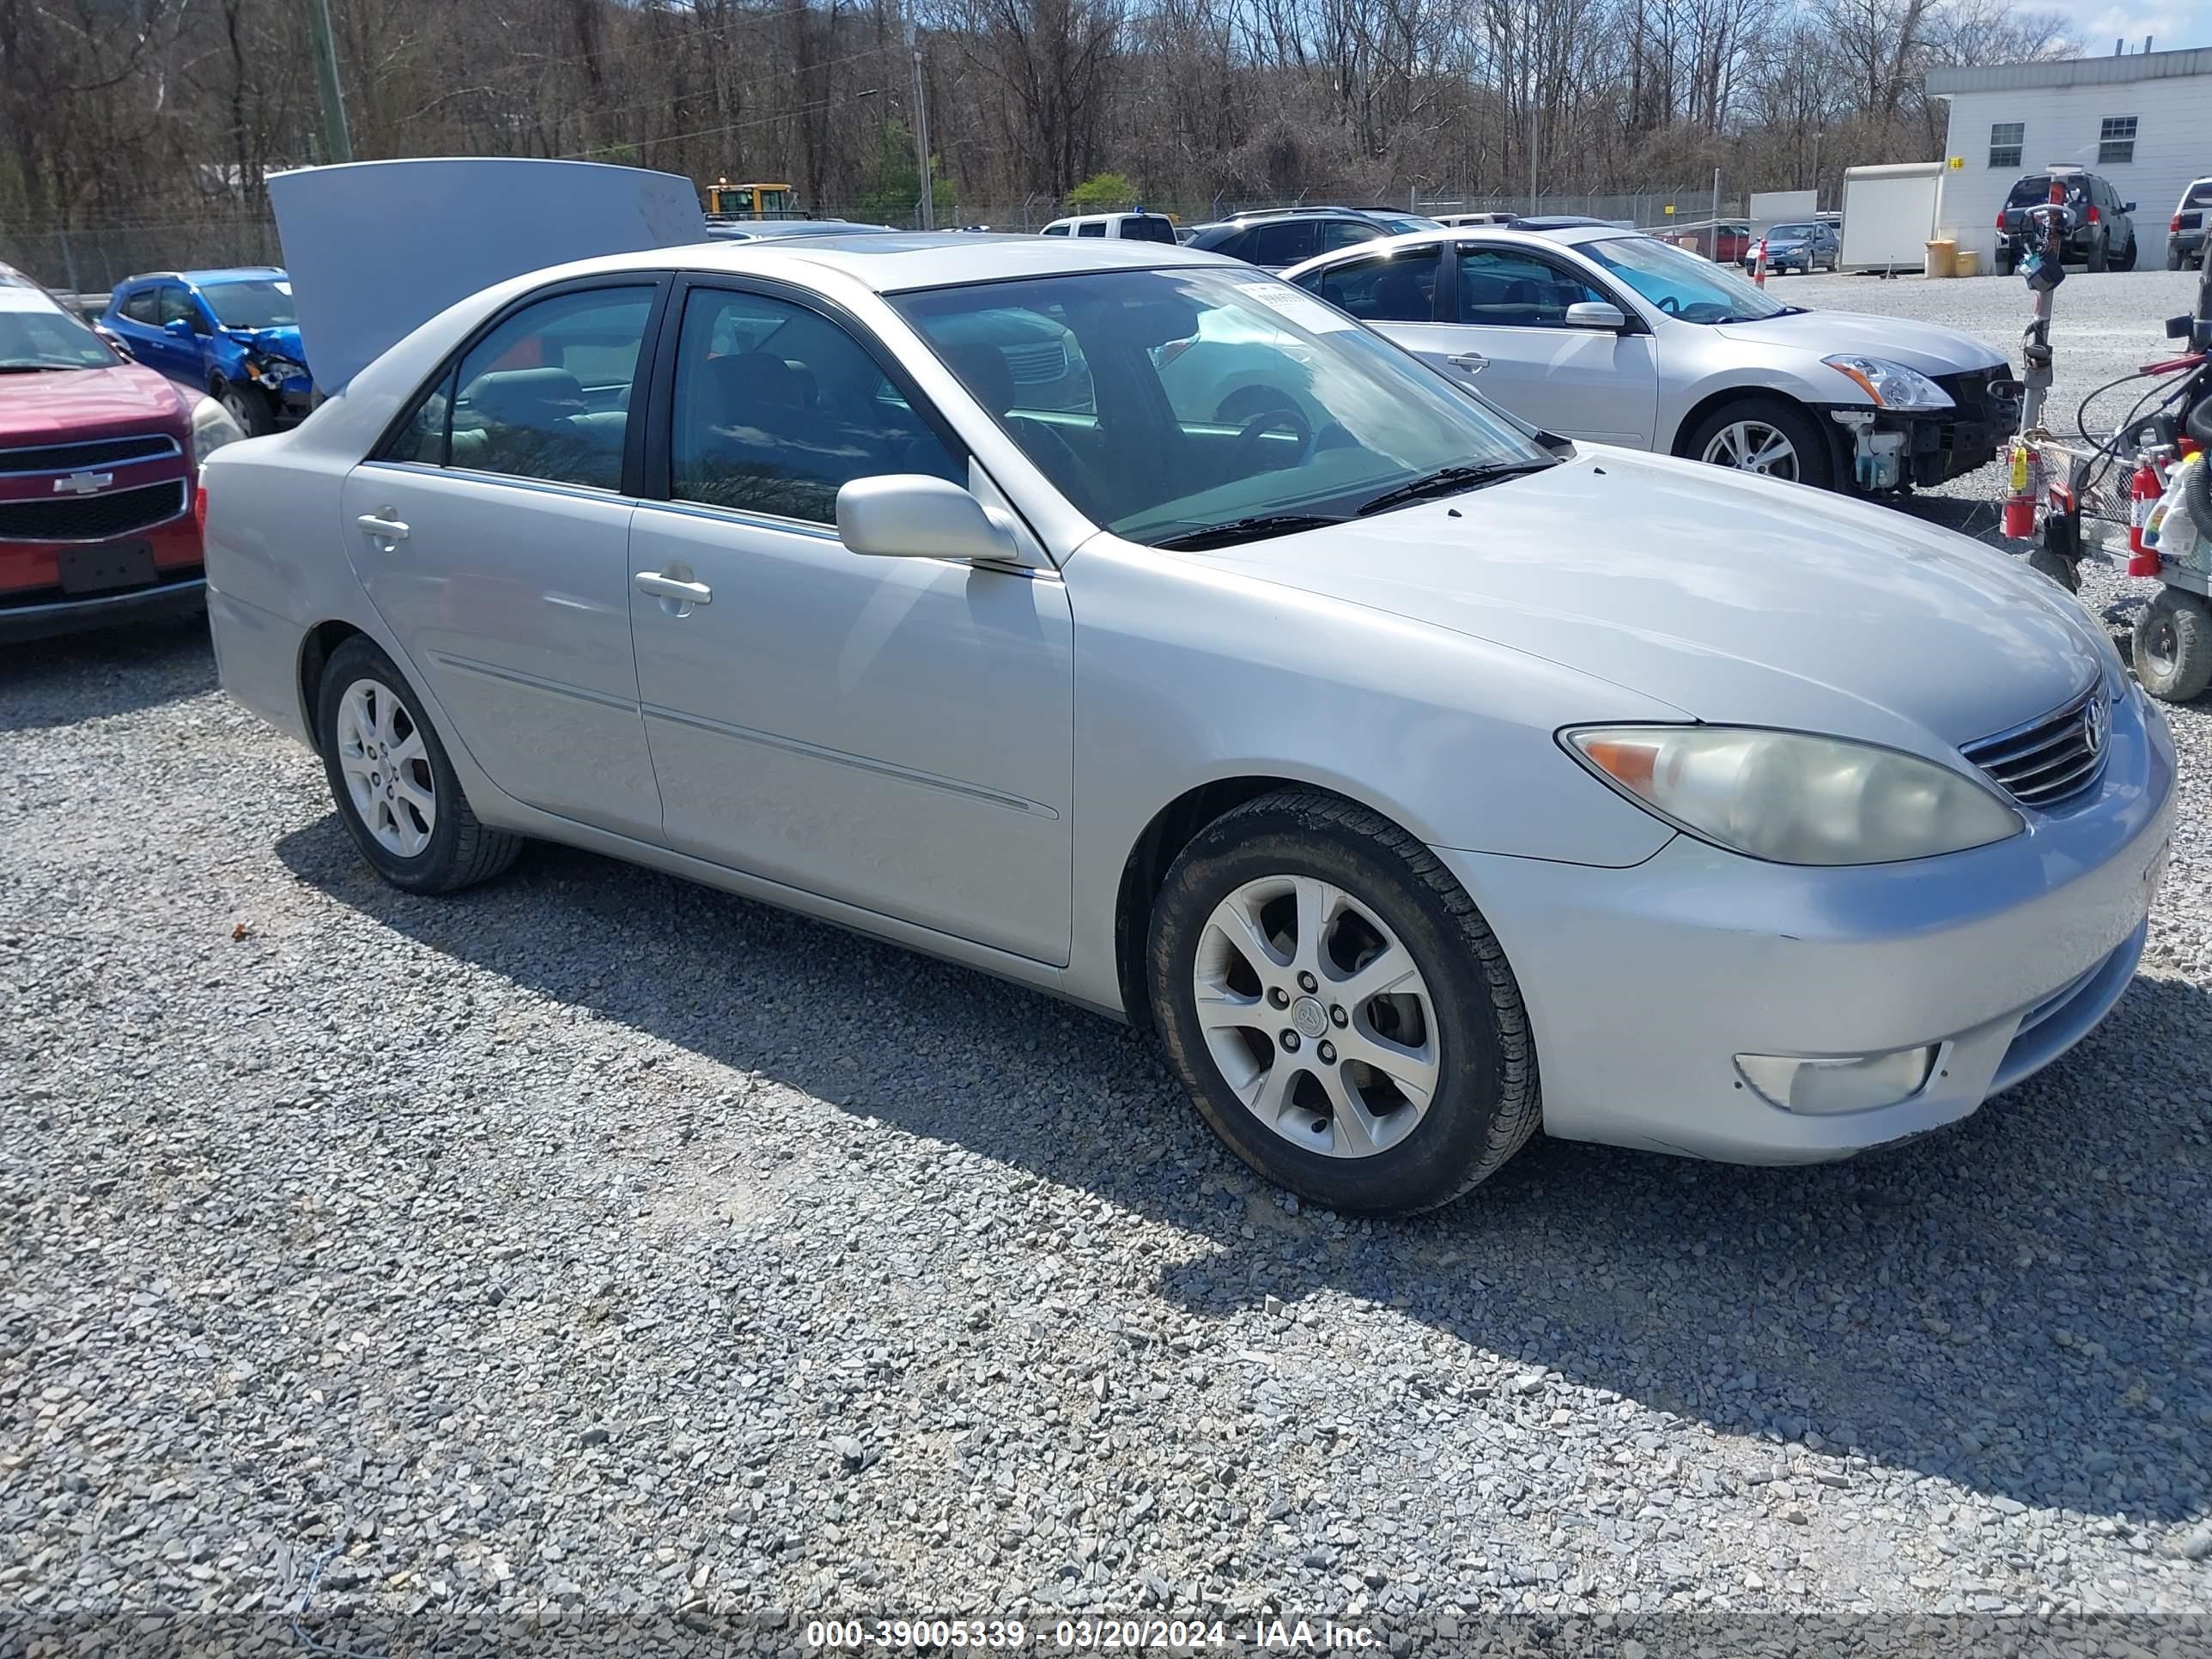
[
  {"xmin": 1565, "ymin": 726, "xmax": 2023, "ymax": 865},
  {"xmin": 250, "ymin": 356, "xmax": 303, "ymax": 389},
  {"xmin": 189, "ymin": 396, "xmax": 247, "ymax": 468},
  {"xmin": 1823, "ymin": 355, "xmax": 1952, "ymax": 410}
]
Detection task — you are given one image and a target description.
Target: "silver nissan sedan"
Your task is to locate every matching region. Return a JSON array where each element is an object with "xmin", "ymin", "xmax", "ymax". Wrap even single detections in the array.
[{"xmin": 201, "ymin": 232, "xmax": 2174, "ymax": 1214}]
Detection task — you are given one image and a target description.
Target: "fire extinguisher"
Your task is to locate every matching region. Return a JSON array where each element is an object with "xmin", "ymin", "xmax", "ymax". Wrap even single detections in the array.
[
  {"xmin": 2001, "ymin": 441, "xmax": 2038, "ymax": 540},
  {"xmin": 2128, "ymin": 457, "xmax": 2162, "ymax": 575}
]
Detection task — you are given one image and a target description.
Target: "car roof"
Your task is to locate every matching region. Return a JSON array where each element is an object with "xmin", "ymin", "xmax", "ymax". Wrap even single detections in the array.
[
  {"xmin": 1280, "ymin": 223, "xmax": 1648, "ymax": 276},
  {"xmin": 120, "ymin": 266, "xmax": 287, "ymax": 287},
  {"xmin": 701, "ymin": 221, "xmax": 892, "ymax": 240},
  {"xmin": 549, "ymin": 233, "xmax": 1242, "ymax": 294}
]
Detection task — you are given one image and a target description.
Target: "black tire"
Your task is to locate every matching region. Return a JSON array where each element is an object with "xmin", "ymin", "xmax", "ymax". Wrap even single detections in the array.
[
  {"xmin": 2114, "ymin": 234, "xmax": 2136, "ymax": 272},
  {"xmin": 2026, "ymin": 544, "xmax": 2081, "ymax": 592},
  {"xmin": 2172, "ymin": 247, "xmax": 2187, "ymax": 272},
  {"xmin": 2087, "ymin": 234, "xmax": 2109, "ymax": 273},
  {"xmin": 2133, "ymin": 590, "xmax": 2212, "ymax": 703},
  {"xmin": 1680, "ymin": 395, "xmax": 1835, "ymax": 491},
  {"xmin": 315, "ymin": 635, "xmax": 524, "ymax": 893},
  {"xmin": 1999, "ymin": 254, "xmax": 2017, "ymax": 277},
  {"xmin": 1147, "ymin": 789, "xmax": 1540, "ymax": 1215},
  {"xmin": 215, "ymin": 376, "xmax": 275, "ymax": 436}
]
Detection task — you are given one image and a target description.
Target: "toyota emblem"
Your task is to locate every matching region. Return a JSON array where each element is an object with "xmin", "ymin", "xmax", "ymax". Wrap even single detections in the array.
[{"xmin": 2082, "ymin": 696, "xmax": 2107, "ymax": 759}]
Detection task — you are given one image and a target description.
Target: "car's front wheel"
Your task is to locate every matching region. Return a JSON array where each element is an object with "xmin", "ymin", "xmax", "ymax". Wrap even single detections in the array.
[
  {"xmin": 315, "ymin": 635, "xmax": 524, "ymax": 893},
  {"xmin": 1684, "ymin": 397, "xmax": 1832, "ymax": 489},
  {"xmin": 1147, "ymin": 790, "xmax": 1540, "ymax": 1215},
  {"xmin": 215, "ymin": 377, "xmax": 275, "ymax": 436}
]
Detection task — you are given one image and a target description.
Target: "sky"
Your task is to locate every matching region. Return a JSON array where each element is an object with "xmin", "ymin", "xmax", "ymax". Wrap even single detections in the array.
[{"xmin": 2045, "ymin": 0, "xmax": 2212, "ymax": 52}]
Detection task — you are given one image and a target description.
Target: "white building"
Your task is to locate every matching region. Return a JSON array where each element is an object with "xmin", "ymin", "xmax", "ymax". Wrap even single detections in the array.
[{"xmin": 1928, "ymin": 45, "xmax": 2212, "ymax": 270}]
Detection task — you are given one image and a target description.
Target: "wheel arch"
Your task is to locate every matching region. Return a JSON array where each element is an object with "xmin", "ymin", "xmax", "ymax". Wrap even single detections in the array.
[
  {"xmin": 298, "ymin": 617, "xmax": 368, "ymax": 738},
  {"xmin": 1668, "ymin": 382, "xmax": 1851, "ymax": 481},
  {"xmin": 1115, "ymin": 775, "xmax": 1417, "ymax": 1031}
]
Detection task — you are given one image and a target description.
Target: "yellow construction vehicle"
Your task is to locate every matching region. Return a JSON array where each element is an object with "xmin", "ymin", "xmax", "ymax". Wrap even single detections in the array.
[{"xmin": 704, "ymin": 179, "xmax": 800, "ymax": 220}]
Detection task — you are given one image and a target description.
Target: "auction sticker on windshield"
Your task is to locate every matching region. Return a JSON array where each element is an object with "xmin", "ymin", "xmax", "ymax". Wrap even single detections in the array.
[{"xmin": 1231, "ymin": 280, "xmax": 1353, "ymax": 333}]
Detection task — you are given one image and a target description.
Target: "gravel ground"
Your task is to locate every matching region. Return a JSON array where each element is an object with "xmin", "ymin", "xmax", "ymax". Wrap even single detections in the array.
[{"xmin": 4, "ymin": 269, "xmax": 2211, "ymax": 1654}]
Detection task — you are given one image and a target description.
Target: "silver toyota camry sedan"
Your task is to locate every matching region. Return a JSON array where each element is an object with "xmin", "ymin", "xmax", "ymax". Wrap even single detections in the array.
[{"xmin": 201, "ymin": 233, "xmax": 2173, "ymax": 1214}]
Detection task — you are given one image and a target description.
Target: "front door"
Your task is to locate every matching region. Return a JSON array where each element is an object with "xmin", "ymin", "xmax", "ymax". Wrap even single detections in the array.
[
  {"xmin": 1376, "ymin": 243, "xmax": 1659, "ymax": 447},
  {"xmin": 337, "ymin": 279, "xmax": 666, "ymax": 842},
  {"xmin": 627, "ymin": 281, "xmax": 1075, "ymax": 963}
]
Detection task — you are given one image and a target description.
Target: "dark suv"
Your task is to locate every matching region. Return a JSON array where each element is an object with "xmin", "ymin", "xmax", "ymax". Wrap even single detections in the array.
[
  {"xmin": 1996, "ymin": 171, "xmax": 2139, "ymax": 274},
  {"xmin": 1183, "ymin": 207, "xmax": 1438, "ymax": 270}
]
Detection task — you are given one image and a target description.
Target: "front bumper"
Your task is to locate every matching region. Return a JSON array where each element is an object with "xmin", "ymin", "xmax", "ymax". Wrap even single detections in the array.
[
  {"xmin": 1438, "ymin": 677, "xmax": 2175, "ymax": 1164},
  {"xmin": 0, "ymin": 572, "xmax": 206, "ymax": 643}
]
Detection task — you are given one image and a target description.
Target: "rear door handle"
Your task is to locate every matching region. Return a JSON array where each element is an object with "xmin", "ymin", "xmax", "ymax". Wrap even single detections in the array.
[
  {"xmin": 356, "ymin": 511, "xmax": 410, "ymax": 543},
  {"xmin": 635, "ymin": 571, "xmax": 713, "ymax": 606},
  {"xmin": 1447, "ymin": 352, "xmax": 1487, "ymax": 374}
]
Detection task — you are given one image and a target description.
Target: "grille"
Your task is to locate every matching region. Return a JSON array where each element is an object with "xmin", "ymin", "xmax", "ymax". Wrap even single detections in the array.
[
  {"xmin": 0, "ymin": 433, "xmax": 179, "ymax": 475},
  {"xmin": 1932, "ymin": 367, "xmax": 2016, "ymax": 422},
  {"xmin": 1961, "ymin": 685, "xmax": 2109, "ymax": 809},
  {"xmin": 1002, "ymin": 338, "xmax": 1068, "ymax": 385},
  {"xmin": 0, "ymin": 479, "xmax": 187, "ymax": 543}
]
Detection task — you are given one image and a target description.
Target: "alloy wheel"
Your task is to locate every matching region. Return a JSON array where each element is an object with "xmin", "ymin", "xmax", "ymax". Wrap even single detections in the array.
[
  {"xmin": 1190, "ymin": 874, "xmax": 1439, "ymax": 1158},
  {"xmin": 334, "ymin": 677, "xmax": 435, "ymax": 857},
  {"xmin": 1700, "ymin": 419, "xmax": 1802, "ymax": 479},
  {"xmin": 2141, "ymin": 609, "xmax": 2180, "ymax": 678}
]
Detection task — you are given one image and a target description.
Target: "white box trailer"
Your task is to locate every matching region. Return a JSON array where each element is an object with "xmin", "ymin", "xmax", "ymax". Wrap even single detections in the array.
[{"xmin": 1839, "ymin": 161, "xmax": 1946, "ymax": 274}]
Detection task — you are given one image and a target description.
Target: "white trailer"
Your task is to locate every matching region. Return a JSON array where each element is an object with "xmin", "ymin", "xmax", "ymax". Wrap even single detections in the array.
[{"xmin": 1839, "ymin": 161, "xmax": 1945, "ymax": 274}]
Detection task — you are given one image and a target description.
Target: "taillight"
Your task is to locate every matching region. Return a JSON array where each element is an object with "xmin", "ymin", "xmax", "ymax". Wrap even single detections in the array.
[
  {"xmin": 1996, "ymin": 210, "xmax": 2006, "ymax": 228},
  {"xmin": 2174, "ymin": 215, "xmax": 2185, "ymax": 234},
  {"xmin": 2087, "ymin": 204, "xmax": 2100, "ymax": 224},
  {"xmin": 194, "ymin": 482, "xmax": 208, "ymax": 533}
]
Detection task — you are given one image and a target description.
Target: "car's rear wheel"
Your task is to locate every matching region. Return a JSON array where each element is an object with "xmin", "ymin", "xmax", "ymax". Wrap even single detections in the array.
[
  {"xmin": 2172, "ymin": 246, "xmax": 2188, "ymax": 271},
  {"xmin": 1684, "ymin": 397, "xmax": 1832, "ymax": 489},
  {"xmin": 315, "ymin": 635, "xmax": 524, "ymax": 893},
  {"xmin": 2088, "ymin": 234, "xmax": 2109, "ymax": 273},
  {"xmin": 1147, "ymin": 789, "xmax": 1539, "ymax": 1215},
  {"xmin": 2114, "ymin": 234, "xmax": 2137, "ymax": 272},
  {"xmin": 215, "ymin": 377, "xmax": 275, "ymax": 436}
]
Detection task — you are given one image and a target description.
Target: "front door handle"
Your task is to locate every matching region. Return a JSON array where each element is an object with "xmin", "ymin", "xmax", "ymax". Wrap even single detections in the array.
[
  {"xmin": 356, "ymin": 511, "xmax": 410, "ymax": 544},
  {"xmin": 1447, "ymin": 352, "xmax": 1488, "ymax": 374},
  {"xmin": 635, "ymin": 570, "xmax": 714, "ymax": 607}
]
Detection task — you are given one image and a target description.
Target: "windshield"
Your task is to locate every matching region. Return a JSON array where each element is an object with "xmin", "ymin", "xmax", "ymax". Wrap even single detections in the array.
[
  {"xmin": 1579, "ymin": 235, "xmax": 1789, "ymax": 324},
  {"xmin": 893, "ymin": 266, "xmax": 1552, "ymax": 546},
  {"xmin": 0, "ymin": 300, "xmax": 118, "ymax": 370},
  {"xmin": 199, "ymin": 277, "xmax": 296, "ymax": 330},
  {"xmin": 1768, "ymin": 223, "xmax": 1820, "ymax": 240},
  {"xmin": 1376, "ymin": 215, "xmax": 1439, "ymax": 235}
]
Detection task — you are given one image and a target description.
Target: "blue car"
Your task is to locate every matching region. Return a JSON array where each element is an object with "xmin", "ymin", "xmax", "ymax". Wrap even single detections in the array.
[{"xmin": 102, "ymin": 267, "xmax": 313, "ymax": 434}]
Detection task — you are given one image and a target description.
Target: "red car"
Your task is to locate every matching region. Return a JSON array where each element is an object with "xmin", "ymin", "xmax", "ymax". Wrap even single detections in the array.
[{"xmin": 0, "ymin": 264, "xmax": 246, "ymax": 643}]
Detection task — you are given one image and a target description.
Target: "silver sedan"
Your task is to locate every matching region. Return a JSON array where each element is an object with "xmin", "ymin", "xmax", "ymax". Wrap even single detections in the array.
[
  {"xmin": 1282, "ymin": 225, "xmax": 2019, "ymax": 493},
  {"xmin": 204, "ymin": 229, "xmax": 2170, "ymax": 1213}
]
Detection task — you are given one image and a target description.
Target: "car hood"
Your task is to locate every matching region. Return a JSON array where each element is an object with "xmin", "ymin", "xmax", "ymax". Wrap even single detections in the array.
[
  {"xmin": 0, "ymin": 361, "xmax": 190, "ymax": 444},
  {"xmin": 1714, "ymin": 309, "xmax": 2007, "ymax": 376},
  {"xmin": 1194, "ymin": 448, "xmax": 2106, "ymax": 758}
]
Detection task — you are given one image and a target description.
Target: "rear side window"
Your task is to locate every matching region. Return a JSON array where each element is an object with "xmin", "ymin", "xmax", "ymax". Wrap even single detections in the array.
[
  {"xmin": 120, "ymin": 288, "xmax": 157, "ymax": 325},
  {"xmin": 1301, "ymin": 246, "xmax": 1440, "ymax": 322},
  {"xmin": 2188, "ymin": 181, "xmax": 2212, "ymax": 209},
  {"xmin": 1249, "ymin": 221, "xmax": 1320, "ymax": 264},
  {"xmin": 445, "ymin": 285, "xmax": 654, "ymax": 489}
]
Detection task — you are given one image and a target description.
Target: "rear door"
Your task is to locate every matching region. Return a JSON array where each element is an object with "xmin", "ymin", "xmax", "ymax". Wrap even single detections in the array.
[
  {"xmin": 336, "ymin": 277, "xmax": 668, "ymax": 842},
  {"xmin": 1380, "ymin": 242, "xmax": 1657, "ymax": 445}
]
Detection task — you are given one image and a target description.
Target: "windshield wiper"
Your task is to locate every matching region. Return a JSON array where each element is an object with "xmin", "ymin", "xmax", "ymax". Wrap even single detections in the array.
[
  {"xmin": 0, "ymin": 363, "xmax": 71, "ymax": 374},
  {"xmin": 1354, "ymin": 460, "xmax": 1553, "ymax": 517},
  {"xmin": 1151, "ymin": 513, "xmax": 1346, "ymax": 550}
]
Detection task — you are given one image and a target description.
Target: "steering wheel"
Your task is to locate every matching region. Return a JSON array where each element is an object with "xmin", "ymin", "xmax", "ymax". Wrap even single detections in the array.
[
  {"xmin": 1229, "ymin": 405, "xmax": 1314, "ymax": 473},
  {"xmin": 1656, "ymin": 294, "xmax": 1682, "ymax": 316}
]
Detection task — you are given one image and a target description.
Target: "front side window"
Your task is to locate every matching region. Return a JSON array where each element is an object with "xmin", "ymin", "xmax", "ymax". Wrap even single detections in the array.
[
  {"xmin": 446, "ymin": 285, "xmax": 653, "ymax": 489},
  {"xmin": 2099, "ymin": 117, "xmax": 2136, "ymax": 166},
  {"xmin": 1456, "ymin": 246, "xmax": 1608, "ymax": 326},
  {"xmin": 158, "ymin": 286, "xmax": 202, "ymax": 330},
  {"xmin": 198, "ymin": 277, "xmax": 296, "ymax": 330},
  {"xmin": 1297, "ymin": 245, "xmax": 1439, "ymax": 322},
  {"xmin": 1076, "ymin": 221, "xmax": 1107, "ymax": 239},
  {"xmin": 1124, "ymin": 216, "xmax": 1179, "ymax": 245},
  {"xmin": 669, "ymin": 288, "xmax": 962, "ymax": 525},
  {"xmin": 1249, "ymin": 221, "xmax": 1319, "ymax": 264},
  {"xmin": 1989, "ymin": 122, "xmax": 2024, "ymax": 169},
  {"xmin": 1042, "ymin": 223, "xmax": 1070, "ymax": 236},
  {"xmin": 1578, "ymin": 235, "xmax": 1786, "ymax": 324},
  {"xmin": 896, "ymin": 266, "xmax": 1553, "ymax": 547},
  {"xmin": 1322, "ymin": 220, "xmax": 1382, "ymax": 252}
]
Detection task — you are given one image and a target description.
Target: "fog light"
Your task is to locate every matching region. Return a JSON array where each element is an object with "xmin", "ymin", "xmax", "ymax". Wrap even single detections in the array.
[{"xmin": 1734, "ymin": 1045, "xmax": 1938, "ymax": 1115}]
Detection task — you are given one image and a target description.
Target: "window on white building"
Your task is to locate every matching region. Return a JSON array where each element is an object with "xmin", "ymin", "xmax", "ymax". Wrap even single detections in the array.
[
  {"xmin": 1988, "ymin": 122, "xmax": 2024, "ymax": 169},
  {"xmin": 2098, "ymin": 115, "xmax": 2137, "ymax": 165}
]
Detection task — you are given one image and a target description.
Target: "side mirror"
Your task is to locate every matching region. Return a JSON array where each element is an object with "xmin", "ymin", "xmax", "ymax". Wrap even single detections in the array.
[
  {"xmin": 1565, "ymin": 301, "xmax": 1628, "ymax": 331},
  {"xmin": 837, "ymin": 474, "xmax": 1023, "ymax": 565},
  {"xmin": 2122, "ymin": 202, "xmax": 2136, "ymax": 214},
  {"xmin": 164, "ymin": 319, "xmax": 195, "ymax": 338}
]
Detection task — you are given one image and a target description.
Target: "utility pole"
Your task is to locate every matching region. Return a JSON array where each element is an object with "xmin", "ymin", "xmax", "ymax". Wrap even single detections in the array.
[
  {"xmin": 305, "ymin": 0, "xmax": 353, "ymax": 164},
  {"xmin": 1710, "ymin": 165, "xmax": 1720, "ymax": 240},
  {"xmin": 1527, "ymin": 79, "xmax": 1539, "ymax": 216},
  {"xmin": 1812, "ymin": 131, "xmax": 1824, "ymax": 207},
  {"xmin": 906, "ymin": 17, "xmax": 933, "ymax": 230}
]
